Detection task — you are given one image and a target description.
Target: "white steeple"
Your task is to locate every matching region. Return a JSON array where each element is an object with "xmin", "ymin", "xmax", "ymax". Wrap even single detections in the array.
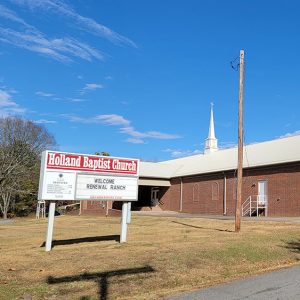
[{"xmin": 204, "ymin": 103, "xmax": 218, "ymax": 154}]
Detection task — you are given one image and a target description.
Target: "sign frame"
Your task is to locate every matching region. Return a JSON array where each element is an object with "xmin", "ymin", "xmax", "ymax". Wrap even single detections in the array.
[
  {"xmin": 38, "ymin": 150, "xmax": 140, "ymax": 251},
  {"xmin": 38, "ymin": 150, "xmax": 140, "ymax": 202}
]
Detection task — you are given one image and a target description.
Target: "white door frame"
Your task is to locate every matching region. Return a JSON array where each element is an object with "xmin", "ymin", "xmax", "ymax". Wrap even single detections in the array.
[
  {"xmin": 151, "ymin": 187, "xmax": 159, "ymax": 206},
  {"xmin": 258, "ymin": 180, "xmax": 267, "ymax": 204}
]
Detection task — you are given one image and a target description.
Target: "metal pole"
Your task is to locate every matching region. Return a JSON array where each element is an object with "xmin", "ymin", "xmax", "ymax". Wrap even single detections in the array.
[
  {"xmin": 105, "ymin": 201, "xmax": 109, "ymax": 217},
  {"xmin": 42, "ymin": 201, "xmax": 46, "ymax": 218},
  {"xmin": 120, "ymin": 202, "xmax": 128, "ymax": 243},
  {"xmin": 45, "ymin": 202, "xmax": 56, "ymax": 252},
  {"xmin": 36, "ymin": 201, "xmax": 40, "ymax": 219},
  {"xmin": 235, "ymin": 50, "xmax": 245, "ymax": 232}
]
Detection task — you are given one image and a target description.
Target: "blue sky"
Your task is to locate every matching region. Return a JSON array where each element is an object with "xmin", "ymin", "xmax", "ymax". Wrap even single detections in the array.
[{"xmin": 0, "ymin": 0, "xmax": 299, "ymax": 161}]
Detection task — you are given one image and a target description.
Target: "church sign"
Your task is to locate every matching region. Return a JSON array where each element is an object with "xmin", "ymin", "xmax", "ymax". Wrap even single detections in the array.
[{"xmin": 38, "ymin": 150, "xmax": 139, "ymax": 201}]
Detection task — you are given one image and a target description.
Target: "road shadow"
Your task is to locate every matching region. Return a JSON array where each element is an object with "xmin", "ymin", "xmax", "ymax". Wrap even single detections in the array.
[
  {"xmin": 172, "ymin": 220, "xmax": 234, "ymax": 232},
  {"xmin": 47, "ymin": 265, "xmax": 155, "ymax": 300},
  {"xmin": 283, "ymin": 239, "xmax": 300, "ymax": 254},
  {"xmin": 40, "ymin": 235, "xmax": 120, "ymax": 248}
]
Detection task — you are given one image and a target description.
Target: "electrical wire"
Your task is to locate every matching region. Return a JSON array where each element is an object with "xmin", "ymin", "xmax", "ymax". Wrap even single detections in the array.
[{"xmin": 230, "ymin": 56, "xmax": 240, "ymax": 71}]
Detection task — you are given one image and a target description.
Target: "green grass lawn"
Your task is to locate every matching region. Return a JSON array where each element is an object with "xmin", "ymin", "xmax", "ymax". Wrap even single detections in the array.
[{"xmin": 0, "ymin": 215, "xmax": 300, "ymax": 299}]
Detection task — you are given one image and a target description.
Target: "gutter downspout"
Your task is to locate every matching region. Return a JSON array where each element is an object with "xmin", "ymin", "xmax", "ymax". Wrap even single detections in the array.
[
  {"xmin": 180, "ymin": 178, "xmax": 183, "ymax": 212},
  {"xmin": 223, "ymin": 173, "xmax": 227, "ymax": 215}
]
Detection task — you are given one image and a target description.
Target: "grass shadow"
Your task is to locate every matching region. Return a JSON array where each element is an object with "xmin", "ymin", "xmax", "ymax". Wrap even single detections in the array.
[
  {"xmin": 283, "ymin": 239, "xmax": 300, "ymax": 254},
  {"xmin": 40, "ymin": 235, "xmax": 120, "ymax": 248},
  {"xmin": 172, "ymin": 220, "xmax": 234, "ymax": 232},
  {"xmin": 47, "ymin": 265, "xmax": 155, "ymax": 300}
]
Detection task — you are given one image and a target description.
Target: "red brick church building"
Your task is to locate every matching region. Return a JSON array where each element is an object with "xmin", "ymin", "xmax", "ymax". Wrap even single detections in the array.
[{"xmin": 82, "ymin": 106, "xmax": 300, "ymax": 217}]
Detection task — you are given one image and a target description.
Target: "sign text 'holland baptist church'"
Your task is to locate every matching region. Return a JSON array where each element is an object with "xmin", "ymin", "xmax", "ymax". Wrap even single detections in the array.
[
  {"xmin": 47, "ymin": 152, "xmax": 138, "ymax": 174},
  {"xmin": 38, "ymin": 151, "xmax": 140, "ymax": 201}
]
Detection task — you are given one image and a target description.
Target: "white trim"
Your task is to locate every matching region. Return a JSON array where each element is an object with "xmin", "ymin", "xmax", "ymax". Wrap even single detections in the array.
[{"xmin": 138, "ymin": 179, "xmax": 170, "ymax": 186}]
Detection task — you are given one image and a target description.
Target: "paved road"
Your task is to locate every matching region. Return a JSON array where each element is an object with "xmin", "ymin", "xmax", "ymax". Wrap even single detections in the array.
[{"xmin": 169, "ymin": 266, "xmax": 300, "ymax": 300}]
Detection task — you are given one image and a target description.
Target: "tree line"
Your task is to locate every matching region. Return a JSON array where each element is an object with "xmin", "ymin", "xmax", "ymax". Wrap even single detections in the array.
[
  {"xmin": 0, "ymin": 117, "xmax": 56, "ymax": 219},
  {"xmin": 0, "ymin": 116, "xmax": 111, "ymax": 219}
]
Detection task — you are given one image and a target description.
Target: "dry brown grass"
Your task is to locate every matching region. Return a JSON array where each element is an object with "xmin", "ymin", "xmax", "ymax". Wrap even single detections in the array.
[{"xmin": 1, "ymin": 215, "xmax": 300, "ymax": 300}]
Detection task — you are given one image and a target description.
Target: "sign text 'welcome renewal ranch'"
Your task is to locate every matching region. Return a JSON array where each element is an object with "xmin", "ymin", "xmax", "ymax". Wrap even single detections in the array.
[{"xmin": 38, "ymin": 151, "xmax": 140, "ymax": 201}]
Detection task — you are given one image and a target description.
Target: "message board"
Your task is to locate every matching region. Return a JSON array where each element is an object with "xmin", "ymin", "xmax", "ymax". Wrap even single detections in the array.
[
  {"xmin": 75, "ymin": 174, "xmax": 138, "ymax": 200},
  {"xmin": 38, "ymin": 150, "xmax": 139, "ymax": 201}
]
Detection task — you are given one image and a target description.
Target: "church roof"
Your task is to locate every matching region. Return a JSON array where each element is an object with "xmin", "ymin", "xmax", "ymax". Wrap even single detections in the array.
[{"xmin": 139, "ymin": 134, "xmax": 300, "ymax": 179}]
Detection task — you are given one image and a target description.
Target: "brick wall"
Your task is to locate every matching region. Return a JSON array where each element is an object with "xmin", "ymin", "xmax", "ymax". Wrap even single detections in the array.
[
  {"xmin": 80, "ymin": 162, "xmax": 300, "ymax": 217},
  {"xmin": 162, "ymin": 162, "xmax": 300, "ymax": 217},
  {"xmin": 80, "ymin": 200, "xmax": 121, "ymax": 216}
]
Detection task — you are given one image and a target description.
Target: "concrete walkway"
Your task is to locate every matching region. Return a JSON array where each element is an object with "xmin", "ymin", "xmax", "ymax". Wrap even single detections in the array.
[
  {"xmin": 169, "ymin": 266, "xmax": 300, "ymax": 300},
  {"xmin": 132, "ymin": 211, "xmax": 300, "ymax": 223}
]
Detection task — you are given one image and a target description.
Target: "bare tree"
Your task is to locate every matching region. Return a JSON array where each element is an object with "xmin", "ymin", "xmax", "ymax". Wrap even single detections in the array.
[
  {"xmin": 0, "ymin": 177, "xmax": 18, "ymax": 219},
  {"xmin": 0, "ymin": 117, "xmax": 56, "ymax": 218}
]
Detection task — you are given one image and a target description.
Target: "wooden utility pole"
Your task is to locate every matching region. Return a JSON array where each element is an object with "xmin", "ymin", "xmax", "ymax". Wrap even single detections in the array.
[{"xmin": 235, "ymin": 50, "xmax": 245, "ymax": 232}]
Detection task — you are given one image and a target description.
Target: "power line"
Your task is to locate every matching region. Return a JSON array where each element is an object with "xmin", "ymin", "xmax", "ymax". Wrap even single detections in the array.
[{"xmin": 230, "ymin": 56, "xmax": 240, "ymax": 71}]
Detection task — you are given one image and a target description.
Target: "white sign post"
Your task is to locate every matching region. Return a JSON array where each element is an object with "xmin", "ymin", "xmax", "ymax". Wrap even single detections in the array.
[
  {"xmin": 38, "ymin": 151, "xmax": 139, "ymax": 251},
  {"xmin": 127, "ymin": 202, "xmax": 132, "ymax": 224},
  {"xmin": 45, "ymin": 202, "xmax": 56, "ymax": 251},
  {"xmin": 120, "ymin": 202, "xmax": 128, "ymax": 243}
]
